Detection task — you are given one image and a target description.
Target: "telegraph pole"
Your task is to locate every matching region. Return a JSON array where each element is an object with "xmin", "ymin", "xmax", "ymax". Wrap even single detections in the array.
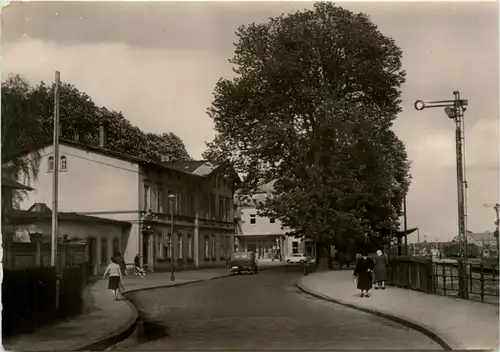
[
  {"xmin": 51, "ymin": 71, "xmax": 61, "ymax": 267},
  {"xmin": 415, "ymin": 92, "xmax": 469, "ymax": 298},
  {"xmin": 403, "ymin": 195, "xmax": 408, "ymax": 255}
]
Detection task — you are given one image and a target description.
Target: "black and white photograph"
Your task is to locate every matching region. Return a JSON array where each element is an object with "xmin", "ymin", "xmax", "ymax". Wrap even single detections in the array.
[{"xmin": 1, "ymin": 1, "xmax": 498, "ymax": 350}]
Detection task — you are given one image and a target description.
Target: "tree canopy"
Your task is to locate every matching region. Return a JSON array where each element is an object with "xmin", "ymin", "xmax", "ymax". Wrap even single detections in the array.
[
  {"xmin": 203, "ymin": 3, "xmax": 411, "ymax": 264},
  {"xmin": 2, "ymin": 74, "xmax": 191, "ymax": 185}
]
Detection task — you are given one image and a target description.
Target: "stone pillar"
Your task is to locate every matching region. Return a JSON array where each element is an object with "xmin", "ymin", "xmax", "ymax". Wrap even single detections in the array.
[{"xmin": 29, "ymin": 233, "xmax": 43, "ymax": 267}]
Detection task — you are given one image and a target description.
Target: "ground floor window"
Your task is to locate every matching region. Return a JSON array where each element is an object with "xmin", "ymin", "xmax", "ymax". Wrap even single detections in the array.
[
  {"xmin": 177, "ymin": 234, "xmax": 183, "ymax": 259},
  {"xmin": 220, "ymin": 236, "xmax": 225, "ymax": 260},
  {"xmin": 156, "ymin": 233, "xmax": 163, "ymax": 258},
  {"xmin": 292, "ymin": 241, "xmax": 298, "ymax": 254},
  {"xmin": 100, "ymin": 238, "xmax": 108, "ymax": 264},
  {"xmin": 211, "ymin": 235, "xmax": 216, "ymax": 259},
  {"xmin": 165, "ymin": 233, "xmax": 172, "ymax": 259},
  {"xmin": 187, "ymin": 235, "xmax": 193, "ymax": 259},
  {"xmin": 204, "ymin": 236, "xmax": 209, "ymax": 260}
]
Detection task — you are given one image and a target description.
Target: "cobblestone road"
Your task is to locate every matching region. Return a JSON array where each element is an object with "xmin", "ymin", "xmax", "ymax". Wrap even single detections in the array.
[{"xmin": 124, "ymin": 267, "xmax": 441, "ymax": 350}]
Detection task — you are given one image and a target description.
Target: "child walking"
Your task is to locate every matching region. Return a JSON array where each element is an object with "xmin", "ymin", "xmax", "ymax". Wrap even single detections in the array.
[{"xmin": 103, "ymin": 257, "xmax": 123, "ymax": 301}]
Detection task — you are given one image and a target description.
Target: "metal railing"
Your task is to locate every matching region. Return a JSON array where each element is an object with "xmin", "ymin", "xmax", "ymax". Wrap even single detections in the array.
[{"xmin": 388, "ymin": 257, "xmax": 499, "ymax": 304}]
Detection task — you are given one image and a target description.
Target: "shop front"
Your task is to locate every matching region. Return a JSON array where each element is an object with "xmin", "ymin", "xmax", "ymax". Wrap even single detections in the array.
[{"xmin": 236, "ymin": 235, "xmax": 285, "ymax": 260}]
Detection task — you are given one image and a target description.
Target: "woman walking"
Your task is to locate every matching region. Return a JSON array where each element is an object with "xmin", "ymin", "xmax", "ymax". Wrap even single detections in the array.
[
  {"xmin": 103, "ymin": 257, "xmax": 123, "ymax": 301},
  {"xmin": 353, "ymin": 252, "xmax": 375, "ymax": 298},
  {"xmin": 374, "ymin": 249, "xmax": 388, "ymax": 289}
]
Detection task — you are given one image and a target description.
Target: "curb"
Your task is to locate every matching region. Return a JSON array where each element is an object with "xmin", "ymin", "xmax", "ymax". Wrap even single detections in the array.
[
  {"xmin": 75, "ymin": 273, "xmax": 233, "ymax": 350},
  {"xmin": 73, "ymin": 297, "xmax": 139, "ymax": 351},
  {"xmin": 123, "ymin": 273, "xmax": 233, "ymax": 295},
  {"xmin": 296, "ymin": 280, "xmax": 453, "ymax": 351}
]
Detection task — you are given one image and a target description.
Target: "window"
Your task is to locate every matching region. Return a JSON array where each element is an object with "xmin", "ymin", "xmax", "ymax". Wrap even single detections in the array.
[
  {"xmin": 176, "ymin": 192, "xmax": 182, "ymax": 215},
  {"xmin": 156, "ymin": 233, "xmax": 163, "ymax": 258},
  {"xmin": 270, "ymin": 218, "xmax": 276, "ymax": 223},
  {"xmin": 143, "ymin": 184, "xmax": 150, "ymax": 211},
  {"xmin": 219, "ymin": 198, "xmax": 224, "ymax": 221},
  {"xmin": 157, "ymin": 188, "xmax": 163, "ymax": 213},
  {"xmin": 101, "ymin": 238, "xmax": 108, "ymax": 263},
  {"xmin": 292, "ymin": 241, "xmax": 299, "ymax": 254},
  {"xmin": 187, "ymin": 235, "xmax": 193, "ymax": 259},
  {"xmin": 204, "ymin": 236, "xmax": 209, "ymax": 260},
  {"xmin": 48, "ymin": 156, "xmax": 54, "ymax": 172},
  {"xmin": 211, "ymin": 235, "xmax": 216, "ymax": 259},
  {"xmin": 203, "ymin": 195, "xmax": 210, "ymax": 219},
  {"xmin": 250, "ymin": 214, "xmax": 256, "ymax": 224},
  {"xmin": 225, "ymin": 198, "xmax": 230, "ymax": 222},
  {"xmin": 210, "ymin": 194, "xmax": 216, "ymax": 220},
  {"xmin": 60, "ymin": 156, "xmax": 67, "ymax": 171},
  {"xmin": 187, "ymin": 194, "xmax": 194, "ymax": 216},
  {"xmin": 112, "ymin": 238, "xmax": 120, "ymax": 255},
  {"xmin": 177, "ymin": 234, "xmax": 183, "ymax": 259},
  {"xmin": 220, "ymin": 236, "xmax": 225, "ymax": 260},
  {"xmin": 166, "ymin": 233, "xmax": 172, "ymax": 259}
]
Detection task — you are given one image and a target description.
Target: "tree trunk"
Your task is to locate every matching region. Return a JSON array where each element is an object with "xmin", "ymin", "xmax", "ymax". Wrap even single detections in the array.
[{"xmin": 316, "ymin": 242, "xmax": 331, "ymax": 271}]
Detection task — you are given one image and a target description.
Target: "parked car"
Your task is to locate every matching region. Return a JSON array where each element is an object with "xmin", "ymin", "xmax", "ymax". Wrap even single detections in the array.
[
  {"xmin": 230, "ymin": 251, "xmax": 258, "ymax": 275},
  {"xmin": 286, "ymin": 253, "xmax": 308, "ymax": 264}
]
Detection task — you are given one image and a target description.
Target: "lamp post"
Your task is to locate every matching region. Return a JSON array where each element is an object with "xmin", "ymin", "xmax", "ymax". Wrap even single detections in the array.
[
  {"xmin": 483, "ymin": 203, "xmax": 500, "ymax": 257},
  {"xmin": 168, "ymin": 193, "xmax": 176, "ymax": 281}
]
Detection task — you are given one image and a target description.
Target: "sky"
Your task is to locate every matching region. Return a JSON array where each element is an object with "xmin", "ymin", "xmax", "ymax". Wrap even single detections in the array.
[{"xmin": 2, "ymin": 1, "xmax": 499, "ymax": 242}]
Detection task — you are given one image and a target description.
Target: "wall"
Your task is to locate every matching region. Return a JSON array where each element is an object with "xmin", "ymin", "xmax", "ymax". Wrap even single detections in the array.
[
  {"xmin": 238, "ymin": 203, "xmax": 287, "ymax": 236},
  {"xmin": 14, "ymin": 220, "xmax": 124, "ymax": 275},
  {"xmin": 19, "ymin": 144, "xmax": 141, "ymax": 263}
]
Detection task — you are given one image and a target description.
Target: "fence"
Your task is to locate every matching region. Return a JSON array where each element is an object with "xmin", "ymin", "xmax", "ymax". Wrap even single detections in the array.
[
  {"xmin": 2, "ymin": 263, "xmax": 90, "ymax": 337},
  {"xmin": 387, "ymin": 256, "xmax": 499, "ymax": 304}
]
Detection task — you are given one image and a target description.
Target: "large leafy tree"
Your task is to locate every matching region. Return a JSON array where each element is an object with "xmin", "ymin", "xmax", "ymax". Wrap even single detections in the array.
[
  {"xmin": 204, "ymin": 3, "xmax": 411, "ymax": 268},
  {"xmin": 2, "ymin": 75, "xmax": 191, "ymax": 165}
]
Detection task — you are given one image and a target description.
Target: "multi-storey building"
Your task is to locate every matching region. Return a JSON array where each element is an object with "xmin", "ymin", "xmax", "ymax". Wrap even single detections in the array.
[
  {"xmin": 18, "ymin": 124, "xmax": 238, "ymax": 272},
  {"xmin": 234, "ymin": 181, "xmax": 316, "ymax": 260}
]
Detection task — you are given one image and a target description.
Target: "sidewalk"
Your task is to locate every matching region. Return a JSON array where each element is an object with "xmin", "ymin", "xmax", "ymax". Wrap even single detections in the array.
[
  {"xmin": 298, "ymin": 270, "xmax": 499, "ymax": 350},
  {"xmin": 2, "ymin": 268, "xmax": 232, "ymax": 351}
]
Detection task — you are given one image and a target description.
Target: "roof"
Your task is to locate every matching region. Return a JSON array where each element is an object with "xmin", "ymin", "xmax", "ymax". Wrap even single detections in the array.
[
  {"xmin": 163, "ymin": 161, "xmax": 208, "ymax": 174},
  {"xmin": 470, "ymin": 232, "xmax": 495, "ymax": 242},
  {"xmin": 2, "ymin": 177, "xmax": 34, "ymax": 190},
  {"xmin": 7, "ymin": 204, "xmax": 131, "ymax": 227}
]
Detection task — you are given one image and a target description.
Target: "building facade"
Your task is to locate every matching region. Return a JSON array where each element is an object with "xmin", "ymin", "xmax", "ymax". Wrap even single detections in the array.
[
  {"xmin": 235, "ymin": 201, "xmax": 287, "ymax": 260},
  {"xmin": 18, "ymin": 128, "xmax": 238, "ymax": 270}
]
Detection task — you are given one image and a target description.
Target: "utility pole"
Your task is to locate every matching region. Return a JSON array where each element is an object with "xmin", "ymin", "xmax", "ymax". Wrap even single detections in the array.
[
  {"xmin": 415, "ymin": 92, "xmax": 469, "ymax": 299},
  {"xmin": 403, "ymin": 195, "xmax": 408, "ymax": 256},
  {"xmin": 51, "ymin": 71, "xmax": 61, "ymax": 267}
]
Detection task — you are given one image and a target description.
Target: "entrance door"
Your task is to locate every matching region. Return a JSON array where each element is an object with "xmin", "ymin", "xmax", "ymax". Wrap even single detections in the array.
[{"xmin": 142, "ymin": 233, "xmax": 149, "ymax": 266}]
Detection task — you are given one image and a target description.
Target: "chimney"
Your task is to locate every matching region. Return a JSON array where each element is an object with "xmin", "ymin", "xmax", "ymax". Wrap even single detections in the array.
[{"xmin": 99, "ymin": 122, "xmax": 108, "ymax": 148}]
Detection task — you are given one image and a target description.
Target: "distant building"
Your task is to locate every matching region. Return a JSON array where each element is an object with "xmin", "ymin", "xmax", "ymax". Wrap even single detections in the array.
[
  {"xmin": 235, "ymin": 182, "xmax": 287, "ymax": 260},
  {"xmin": 16, "ymin": 124, "xmax": 239, "ymax": 271},
  {"xmin": 234, "ymin": 181, "xmax": 316, "ymax": 260}
]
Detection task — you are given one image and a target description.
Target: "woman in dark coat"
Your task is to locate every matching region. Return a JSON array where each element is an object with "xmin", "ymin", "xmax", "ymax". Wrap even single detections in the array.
[
  {"xmin": 353, "ymin": 252, "xmax": 375, "ymax": 297},
  {"xmin": 374, "ymin": 249, "xmax": 388, "ymax": 289}
]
